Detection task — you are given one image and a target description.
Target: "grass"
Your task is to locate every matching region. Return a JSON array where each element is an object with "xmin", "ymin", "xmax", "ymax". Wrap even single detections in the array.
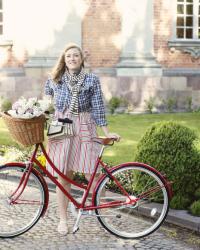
[
  {"xmin": 98, "ymin": 112, "xmax": 200, "ymax": 165},
  {"xmin": 0, "ymin": 119, "xmax": 19, "ymax": 147},
  {"xmin": 1, "ymin": 112, "xmax": 200, "ymax": 165}
]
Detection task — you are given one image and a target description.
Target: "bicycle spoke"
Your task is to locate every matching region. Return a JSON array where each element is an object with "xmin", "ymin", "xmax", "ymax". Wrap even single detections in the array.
[
  {"xmin": 95, "ymin": 165, "xmax": 169, "ymax": 239},
  {"xmin": 0, "ymin": 165, "xmax": 45, "ymax": 238}
]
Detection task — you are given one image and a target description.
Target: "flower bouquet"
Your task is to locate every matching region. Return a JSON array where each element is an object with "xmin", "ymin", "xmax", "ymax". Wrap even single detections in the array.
[
  {"xmin": 7, "ymin": 97, "xmax": 51, "ymax": 119},
  {"xmin": 1, "ymin": 97, "xmax": 51, "ymax": 146}
]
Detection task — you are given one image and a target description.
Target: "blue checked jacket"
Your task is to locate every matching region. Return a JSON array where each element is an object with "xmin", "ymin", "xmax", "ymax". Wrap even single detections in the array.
[{"xmin": 44, "ymin": 73, "xmax": 107, "ymax": 126}]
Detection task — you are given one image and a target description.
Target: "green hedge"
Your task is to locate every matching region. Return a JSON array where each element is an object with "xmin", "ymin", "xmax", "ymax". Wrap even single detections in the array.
[{"xmin": 134, "ymin": 121, "xmax": 200, "ymax": 214}]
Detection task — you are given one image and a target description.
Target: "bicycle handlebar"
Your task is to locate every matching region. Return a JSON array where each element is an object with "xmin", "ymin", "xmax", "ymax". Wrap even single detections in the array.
[{"xmin": 44, "ymin": 112, "xmax": 73, "ymax": 124}]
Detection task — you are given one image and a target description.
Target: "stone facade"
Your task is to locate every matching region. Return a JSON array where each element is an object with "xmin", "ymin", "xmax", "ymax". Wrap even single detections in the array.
[
  {"xmin": 0, "ymin": 73, "xmax": 199, "ymax": 113},
  {"xmin": 100, "ymin": 76, "xmax": 200, "ymax": 112}
]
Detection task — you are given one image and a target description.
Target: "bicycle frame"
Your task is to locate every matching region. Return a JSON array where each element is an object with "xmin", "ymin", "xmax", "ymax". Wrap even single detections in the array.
[
  {"xmin": 5, "ymin": 142, "xmax": 173, "ymax": 217},
  {"xmin": 5, "ymin": 142, "xmax": 129, "ymax": 212}
]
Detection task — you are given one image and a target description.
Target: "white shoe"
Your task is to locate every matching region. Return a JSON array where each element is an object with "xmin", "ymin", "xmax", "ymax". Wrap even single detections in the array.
[{"xmin": 57, "ymin": 220, "xmax": 69, "ymax": 235}]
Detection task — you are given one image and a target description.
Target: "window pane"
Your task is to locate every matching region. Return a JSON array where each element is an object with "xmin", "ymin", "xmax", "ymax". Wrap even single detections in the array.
[
  {"xmin": 199, "ymin": 17, "xmax": 200, "ymax": 27},
  {"xmin": 177, "ymin": 28, "xmax": 184, "ymax": 38},
  {"xmin": 0, "ymin": 13, "xmax": 2, "ymax": 22},
  {"xmin": 177, "ymin": 17, "xmax": 184, "ymax": 26},
  {"xmin": 199, "ymin": 29, "xmax": 200, "ymax": 38},
  {"xmin": 178, "ymin": 0, "xmax": 184, "ymax": 2},
  {"xmin": 186, "ymin": 28, "xmax": 193, "ymax": 38},
  {"xmin": 186, "ymin": 5, "xmax": 193, "ymax": 15},
  {"xmin": 0, "ymin": 0, "xmax": 2, "ymax": 10},
  {"xmin": 186, "ymin": 16, "xmax": 193, "ymax": 26},
  {"xmin": 177, "ymin": 4, "xmax": 184, "ymax": 14},
  {"xmin": 186, "ymin": 0, "xmax": 193, "ymax": 2},
  {"xmin": 0, "ymin": 25, "xmax": 2, "ymax": 35}
]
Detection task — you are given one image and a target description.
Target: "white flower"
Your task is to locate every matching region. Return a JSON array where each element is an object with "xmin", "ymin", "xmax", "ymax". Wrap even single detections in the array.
[
  {"xmin": 12, "ymin": 102, "xmax": 21, "ymax": 110},
  {"xmin": 7, "ymin": 110, "xmax": 18, "ymax": 117},
  {"xmin": 34, "ymin": 112, "xmax": 42, "ymax": 117},
  {"xmin": 19, "ymin": 113, "xmax": 32, "ymax": 119},
  {"xmin": 37, "ymin": 99, "xmax": 51, "ymax": 111},
  {"xmin": 17, "ymin": 97, "xmax": 27, "ymax": 107},
  {"xmin": 26, "ymin": 97, "xmax": 37, "ymax": 109},
  {"xmin": 8, "ymin": 96, "xmax": 51, "ymax": 119},
  {"xmin": 18, "ymin": 107, "xmax": 27, "ymax": 115}
]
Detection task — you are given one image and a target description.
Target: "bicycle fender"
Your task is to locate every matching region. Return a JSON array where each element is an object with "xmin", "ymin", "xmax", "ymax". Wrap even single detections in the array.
[{"xmin": 3, "ymin": 162, "xmax": 49, "ymax": 217}]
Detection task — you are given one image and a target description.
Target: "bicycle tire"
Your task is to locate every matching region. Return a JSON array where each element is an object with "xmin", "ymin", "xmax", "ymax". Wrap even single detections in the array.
[
  {"xmin": 94, "ymin": 165, "xmax": 170, "ymax": 239},
  {"xmin": 0, "ymin": 164, "xmax": 46, "ymax": 238}
]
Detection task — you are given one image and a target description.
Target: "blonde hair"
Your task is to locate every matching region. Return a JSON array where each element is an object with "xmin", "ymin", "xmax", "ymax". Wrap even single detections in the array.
[{"xmin": 51, "ymin": 43, "xmax": 84, "ymax": 83}]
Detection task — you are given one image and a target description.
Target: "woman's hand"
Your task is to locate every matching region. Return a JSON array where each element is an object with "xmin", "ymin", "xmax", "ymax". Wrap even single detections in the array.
[
  {"xmin": 101, "ymin": 126, "xmax": 121, "ymax": 141},
  {"xmin": 106, "ymin": 132, "xmax": 121, "ymax": 142}
]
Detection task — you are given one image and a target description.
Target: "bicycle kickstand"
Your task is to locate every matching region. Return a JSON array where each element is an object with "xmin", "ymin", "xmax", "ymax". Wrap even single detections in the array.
[{"xmin": 72, "ymin": 209, "xmax": 83, "ymax": 234}]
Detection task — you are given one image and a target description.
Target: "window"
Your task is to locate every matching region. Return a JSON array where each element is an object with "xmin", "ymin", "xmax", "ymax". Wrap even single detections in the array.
[
  {"xmin": 176, "ymin": 0, "xmax": 200, "ymax": 39},
  {"xmin": 0, "ymin": 0, "xmax": 3, "ymax": 35},
  {"xmin": 168, "ymin": 0, "xmax": 200, "ymax": 59}
]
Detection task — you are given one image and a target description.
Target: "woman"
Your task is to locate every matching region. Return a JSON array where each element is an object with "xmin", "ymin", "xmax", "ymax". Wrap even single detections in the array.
[{"xmin": 44, "ymin": 43, "xmax": 120, "ymax": 235}]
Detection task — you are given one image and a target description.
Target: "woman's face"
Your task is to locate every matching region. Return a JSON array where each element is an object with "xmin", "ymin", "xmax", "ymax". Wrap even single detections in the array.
[{"xmin": 65, "ymin": 48, "xmax": 83, "ymax": 73}]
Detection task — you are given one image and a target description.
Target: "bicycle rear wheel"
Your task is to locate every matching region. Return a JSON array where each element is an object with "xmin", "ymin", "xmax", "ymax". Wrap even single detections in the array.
[
  {"xmin": 0, "ymin": 165, "xmax": 46, "ymax": 238},
  {"xmin": 95, "ymin": 165, "xmax": 169, "ymax": 239}
]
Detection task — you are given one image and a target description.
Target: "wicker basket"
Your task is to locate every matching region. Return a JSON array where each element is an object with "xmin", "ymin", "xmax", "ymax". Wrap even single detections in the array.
[{"xmin": 1, "ymin": 112, "xmax": 46, "ymax": 147}]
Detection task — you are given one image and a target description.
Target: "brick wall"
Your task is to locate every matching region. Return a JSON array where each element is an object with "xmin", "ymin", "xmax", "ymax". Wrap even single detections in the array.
[
  {"xmin": 154, "ymin": 0, "xmax": 200, "ymax": 68},
  {"xmin": 0, "ymin": 46, "xmax": 27, "ymax": 68},
  {"xmin": 2, "ymin": 0, "xmax": 200, "ymax": 70},
  {"xmin": 82, "ymin": 0, "xmax": 121, "ymax": 68}
]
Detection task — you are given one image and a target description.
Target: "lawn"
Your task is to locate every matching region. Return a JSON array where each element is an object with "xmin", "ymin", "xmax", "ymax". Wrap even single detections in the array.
[{"xmin": 1, "ymin": 112, "xmax": 200, "ymax": 165}]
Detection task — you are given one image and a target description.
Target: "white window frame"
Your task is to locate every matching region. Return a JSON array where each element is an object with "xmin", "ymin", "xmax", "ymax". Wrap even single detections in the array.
[
  {"xmin": 168, "ymin": 0, "xmax": 200, "ymax": 59},
  {"xmin": 176, "ymin": 0, "xmax": 199, "ymax": 40}
]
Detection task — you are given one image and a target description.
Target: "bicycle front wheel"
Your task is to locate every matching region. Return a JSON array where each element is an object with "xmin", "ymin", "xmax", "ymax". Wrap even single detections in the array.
[
  {"xmin": 0, "ymin": 165, "xmax": 46, "ymax": 238},
  {"xmin": 95, "ymin": 165, "xmax": 169, "ymax": 239}
]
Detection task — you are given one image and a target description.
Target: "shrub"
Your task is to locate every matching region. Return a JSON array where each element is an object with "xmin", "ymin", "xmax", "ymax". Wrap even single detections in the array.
[
  {"xmin": 170, "ymin": 194, "xmax": 192, "ymax": 209},
  {"xmin": 194, "ymin": 107, "xmax": 200, "ymax": 113},
  {"xmin": 126, "ymin": 103, "xmax": 135, "ymax": 113},
  {"xmin": 144, "ymin": 97, "xmax": 156, "ymax": 114},
  {"xmin": 0, "ymin": 98, "xmax": 12, "ymax": 112},
  {"xmin": 185, "ymin": 96, "xmax": 193, "ymax": 112},
  {"xmin": 134, "ymin": 121, "xmax": 200, "ymax": 209},
  {"xmin": 162, "ymin": 97, "xmax": 177, "ymax": 112},
  {"xmin": 108, "ymin": 97, "xmax": 121, "ymax": 114},
  {"xmin": 190, "ymin": 200, "xmax": 200, "ymax": 216},
  {"xmin": 73, "ymin": 172, "xmax": 87, "ymax": 184},
  {"xmin": 194, "ymin": 187, "xmax": 200, "ymax": 199}
]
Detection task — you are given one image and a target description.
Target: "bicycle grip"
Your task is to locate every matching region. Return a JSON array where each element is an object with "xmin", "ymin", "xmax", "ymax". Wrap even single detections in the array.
[{"xmin": 58, "ymin": 118, "xmax": 73, "ymax": 124}]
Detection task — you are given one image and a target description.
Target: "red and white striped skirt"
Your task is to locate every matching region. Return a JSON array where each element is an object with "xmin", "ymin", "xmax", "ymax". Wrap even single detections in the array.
[{"xmin": 46, "ymin": 110, "xmax": 101, "ymax": 175}]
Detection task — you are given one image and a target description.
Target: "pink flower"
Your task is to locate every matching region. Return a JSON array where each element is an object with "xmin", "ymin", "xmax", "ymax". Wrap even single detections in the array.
[{"xmin": 12, "ymin": 102, "xmax": 21, "ymax": 110}]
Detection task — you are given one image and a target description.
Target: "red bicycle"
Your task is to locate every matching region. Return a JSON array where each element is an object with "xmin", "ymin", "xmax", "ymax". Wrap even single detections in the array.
[{"xmin": 0, "ymin": 114, "xmax": 172, "ymax": 239}]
